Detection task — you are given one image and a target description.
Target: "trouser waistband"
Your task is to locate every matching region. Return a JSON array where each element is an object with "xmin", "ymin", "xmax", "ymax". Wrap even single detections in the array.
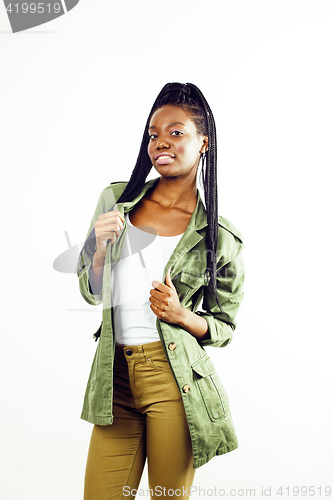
[{"xmin": 115, "ymin": 340, "xmax": 164, "ymax": 357}]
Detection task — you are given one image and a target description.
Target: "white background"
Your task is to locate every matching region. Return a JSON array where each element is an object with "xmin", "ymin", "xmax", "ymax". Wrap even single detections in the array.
[{"xmin": 1, "ymin": 1, "xmax": 332, "ymax": 499}]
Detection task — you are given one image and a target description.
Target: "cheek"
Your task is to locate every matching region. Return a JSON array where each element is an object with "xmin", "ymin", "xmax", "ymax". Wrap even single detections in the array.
[
  {"xmin": 177, "ymin": 145, "xmax": 186, "ymax": 156},
  {"xmin": 182, "ymin": 139, "xmax": 201, "ymax": 159},
  {"xmin": 177, "ymin": 137, "xmax": 194, "ymax": 156}
]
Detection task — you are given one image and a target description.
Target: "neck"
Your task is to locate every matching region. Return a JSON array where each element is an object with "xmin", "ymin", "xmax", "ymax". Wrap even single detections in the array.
[{"xmin": 151, "ymin": 175, "xmax": 198, "ymax": 211}]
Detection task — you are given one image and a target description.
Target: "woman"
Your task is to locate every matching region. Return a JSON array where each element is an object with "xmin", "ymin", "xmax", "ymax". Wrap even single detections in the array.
[{"xmin": 77, "ymin": 82, "xmax": 245, "ymax": 499}]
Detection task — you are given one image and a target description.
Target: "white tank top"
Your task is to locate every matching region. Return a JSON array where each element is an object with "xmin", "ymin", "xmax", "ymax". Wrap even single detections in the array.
[{"xmin": 111, "ymin": 213, "xmax": 184, "ymax": 345}]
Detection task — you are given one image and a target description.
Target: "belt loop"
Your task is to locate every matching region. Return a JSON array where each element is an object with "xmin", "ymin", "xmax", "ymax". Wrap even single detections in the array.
[{"xmin": 140, "ymin": 343, "xmax": 149, "ymax": 362}]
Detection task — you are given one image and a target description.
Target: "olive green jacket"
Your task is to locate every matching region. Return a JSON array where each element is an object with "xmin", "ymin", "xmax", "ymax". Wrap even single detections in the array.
[{"xmin": 77, "ymin": 177, "xmax": 245, "ymax": 469}]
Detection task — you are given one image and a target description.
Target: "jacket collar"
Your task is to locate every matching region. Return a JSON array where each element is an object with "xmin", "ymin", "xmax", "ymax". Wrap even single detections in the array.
[{"xmin": 118, "ymin": 177, "xmax": 208, "ymax": 231}]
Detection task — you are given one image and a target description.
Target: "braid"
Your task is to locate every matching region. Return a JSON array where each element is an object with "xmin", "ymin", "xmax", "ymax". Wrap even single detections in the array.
[
  {"xmin": 79, "ymin": 82, "xmax": 223, "ymax": 312},
  {"xmin": 185, "ymin": 84, "xmax": 221, "ymax": 312}
]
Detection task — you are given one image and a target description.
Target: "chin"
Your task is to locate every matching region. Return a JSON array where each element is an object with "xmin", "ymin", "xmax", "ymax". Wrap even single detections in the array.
[{"xmin": 153, "ymin": 166, "xmax": 178, "ymax": 177}]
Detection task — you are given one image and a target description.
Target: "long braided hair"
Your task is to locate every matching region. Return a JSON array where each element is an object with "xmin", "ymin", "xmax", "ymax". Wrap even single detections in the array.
[{"xmin": 80, "ymin": 82, "xmax": 221, "ymax": 310}]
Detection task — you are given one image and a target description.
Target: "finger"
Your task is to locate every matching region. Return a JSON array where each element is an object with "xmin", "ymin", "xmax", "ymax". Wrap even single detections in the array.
[
  {"xmin": 99, "ymin": 220, "xmax": 123, "ymax": 233},
  {"xmin": 165, "ymin": 268, "xmax": 175, "ymax": 290},
  {"xmin": 150, "ymin": 302, "xmax": 159, "ymax": 317},
  {"xmin": 152, "ymin": 281, "xmax": 170, "ymax": 294},
  {"xmin": 149, "ymin": 288, "xmax": 166, "ymax": 302},
  {"xmin": 149, "ymin": 295, "xmax": 161, "ymax": 308},
  {"xmin": 113, "ymin": 210, "xmax": 125, "ymax": 223},
  {"xmin": 150, "ymin": 302, "xmax": 165, "ymax": 320},
  {"xmin": 99, "ymin": 209, "xmax": 124, "ymax": 221},
  {"xmin": 96, "ymin": 220, "xmax": 123, "ymax": 239},
  {"xmin": 112, "ymin": 228, "xmax": 122, "ymax": 239},
  {"xmin": 96, "ymin": 229, "xmax": 117, "ymax": 241},
  {"xmin": 97, "ymin": 212, "xmax": 124, "ymax": 228}
]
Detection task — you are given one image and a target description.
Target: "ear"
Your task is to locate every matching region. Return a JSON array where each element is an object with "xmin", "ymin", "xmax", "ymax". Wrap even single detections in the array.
[{"xmin": 200, "ymin": 135, "xmax": 209, "ymax": 154}]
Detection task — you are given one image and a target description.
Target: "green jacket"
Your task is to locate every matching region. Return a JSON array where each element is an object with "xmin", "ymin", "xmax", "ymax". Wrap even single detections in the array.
[{"xmin": 77, "ymin": 177, "xmax": 245, "ymax": 469}]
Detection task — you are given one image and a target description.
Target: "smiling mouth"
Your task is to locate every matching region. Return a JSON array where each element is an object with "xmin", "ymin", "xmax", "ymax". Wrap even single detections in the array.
[
  {"xmin": 155, "ymin": 155, "xmax": 175, "ymax": 165},
  {"xmin": 154, "ymin": 153, "xmax": 175, "ymax": 159}
]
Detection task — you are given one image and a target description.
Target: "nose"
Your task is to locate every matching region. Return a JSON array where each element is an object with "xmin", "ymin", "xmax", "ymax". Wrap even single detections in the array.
[{"xmin": 157, "ymin": 138, "xmax": 170, "ymax": 150}]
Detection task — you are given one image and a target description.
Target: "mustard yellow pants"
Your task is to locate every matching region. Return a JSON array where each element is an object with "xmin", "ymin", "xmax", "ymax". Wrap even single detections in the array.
[{"xmin": 84, "ymin": 341, "xmax": 195, "ymax": 499}]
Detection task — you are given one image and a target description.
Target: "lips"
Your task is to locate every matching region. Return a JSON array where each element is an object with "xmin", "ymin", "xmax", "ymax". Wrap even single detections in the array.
[{"xmin": 154, "ymin": 153, "xmax": 175, "ymax": 165}]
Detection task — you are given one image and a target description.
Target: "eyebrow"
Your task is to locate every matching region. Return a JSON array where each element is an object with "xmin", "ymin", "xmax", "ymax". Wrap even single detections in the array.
[{"xmin": 148, "ymin": 121, "xmax": 185, "ymax": 130}]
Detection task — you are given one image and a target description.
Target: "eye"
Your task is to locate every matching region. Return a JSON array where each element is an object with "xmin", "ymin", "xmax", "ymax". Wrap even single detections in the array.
[
  {"xmin": 171, "ymin": 130, "xmax": 183, "ymax": 136},
  {"xmin": 149, "ymin": 133, "xmax": 158, "ymax": 140}
]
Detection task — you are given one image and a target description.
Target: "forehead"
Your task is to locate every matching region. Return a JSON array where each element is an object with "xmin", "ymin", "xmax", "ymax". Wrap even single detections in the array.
[{"xmin": 149, "ymin": 105, "xmax": 195, "ymax": 128}]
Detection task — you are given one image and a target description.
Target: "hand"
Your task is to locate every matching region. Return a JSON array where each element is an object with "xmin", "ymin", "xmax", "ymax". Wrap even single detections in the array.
[
  {"xmin": 94, "ymin": 210, "xmax": 124, "ymax": 256},
  {"xmin": 149, "ymin": 268, "xmax": 185, "ymax": 324}
]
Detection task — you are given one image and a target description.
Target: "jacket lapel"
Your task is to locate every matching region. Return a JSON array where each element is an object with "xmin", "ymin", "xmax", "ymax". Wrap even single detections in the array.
[
  {"xmin": 164, "ymin": 190, "xmax": 208, "ymax": 281},
  {"xmin": 109, "ymin": 177, "xmax": 208, "ymax": 280}
]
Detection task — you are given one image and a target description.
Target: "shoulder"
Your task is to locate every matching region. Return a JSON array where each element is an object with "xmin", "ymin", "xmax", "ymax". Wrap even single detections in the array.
[
  {"xmin": 218, "ymin": 215, "xmax": 244, "ymax": 244},
  {"xmin": 105, "ymin": 180, "xmax": 129, "ymax": 197},
  {"xmin": 215, "ymin": 215, "xmax": 245, "ymax": 263},
  {"xmin": 97, "ymin": 181, "xmax": 129, "ymax": 211}
]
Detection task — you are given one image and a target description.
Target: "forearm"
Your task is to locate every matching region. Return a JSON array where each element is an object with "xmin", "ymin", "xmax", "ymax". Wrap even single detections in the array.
[
  {"xmin": 89, "ymin": 250, "xmax": 106, "ymax": 295},
  {"xmin": 177, "ymin": 307, "xmax": 210, "ymax": 341}
]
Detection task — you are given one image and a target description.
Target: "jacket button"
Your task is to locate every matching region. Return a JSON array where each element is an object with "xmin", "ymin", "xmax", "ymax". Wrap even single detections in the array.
[
  {"xmin": 168, "ymin": 342, "xmax": 176, "ymax": 351},
  {"xmin": 182, "ymin": 385, "xmax": 190, "ymax": 393},
  {"xmin": 126, "ymin": 349, "xmax": 133, "ymax": 356}
]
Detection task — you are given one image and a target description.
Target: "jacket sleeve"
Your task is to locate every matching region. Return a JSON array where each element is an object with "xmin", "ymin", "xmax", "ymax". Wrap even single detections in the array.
[
  {"xmin": 77, "ymin": 181, "xmax": 128, "ymax": 306},
  {"xmin": 76, "ymin": 191, "xmax": 107, "ymax": 306},
  {"xmin": 196, "ymin": 246, "xmax": 245, "ymax": 348}
]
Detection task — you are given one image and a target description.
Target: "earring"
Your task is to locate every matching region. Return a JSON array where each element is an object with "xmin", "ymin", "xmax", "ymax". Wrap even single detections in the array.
[{"xmin": 199, "ymin": 152, "xmax": 206, "ymax": 190}]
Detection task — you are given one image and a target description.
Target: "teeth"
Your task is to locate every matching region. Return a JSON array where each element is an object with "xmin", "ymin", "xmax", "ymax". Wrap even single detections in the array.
[{"xmin": 158, "ymin": 156, "xmax": 173, "ymax": 159}]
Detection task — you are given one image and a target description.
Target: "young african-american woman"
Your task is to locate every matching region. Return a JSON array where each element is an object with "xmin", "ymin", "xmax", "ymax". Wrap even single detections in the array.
[{"xmin": 77, "ymin": 82, "xmax": 245, "ymax": 499}]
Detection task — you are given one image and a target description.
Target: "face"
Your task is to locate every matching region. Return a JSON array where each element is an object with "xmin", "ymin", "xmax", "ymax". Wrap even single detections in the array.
[{"xmin": 147, "ymin": 105, "xmax": 208, "ymax": 180}]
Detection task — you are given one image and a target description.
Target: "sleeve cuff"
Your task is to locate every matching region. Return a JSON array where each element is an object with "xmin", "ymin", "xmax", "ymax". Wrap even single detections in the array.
[
  {"xmin": 78, "ymin": 261, "xmax": 103, "ymax": 306},
  {"xmin": 195, "ymin": 311, "xmax": 233, "ymax": 348}
]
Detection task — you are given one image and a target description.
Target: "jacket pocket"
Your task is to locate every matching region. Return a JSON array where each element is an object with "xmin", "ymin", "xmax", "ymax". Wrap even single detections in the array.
[
  {"xmin": 177, "ymin": 269, "xmax": 209, "ymax": 304},
  {"xmin": 191, "ymin": 355, "xmax": 229, "ymax": 422}
]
